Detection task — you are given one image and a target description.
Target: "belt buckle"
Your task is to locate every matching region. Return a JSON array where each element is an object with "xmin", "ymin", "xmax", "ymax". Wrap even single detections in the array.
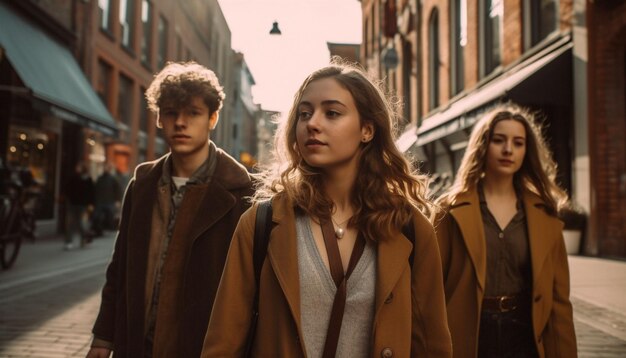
[{"xmin": 498, "ymin": 296, "xmax": 516, "ymax": 312}]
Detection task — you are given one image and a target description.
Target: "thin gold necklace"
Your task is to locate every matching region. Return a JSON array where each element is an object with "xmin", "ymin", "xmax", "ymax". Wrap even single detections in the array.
[{"xmin": 331, "ymin": 216, "xmax": 351, "ymax": 239}]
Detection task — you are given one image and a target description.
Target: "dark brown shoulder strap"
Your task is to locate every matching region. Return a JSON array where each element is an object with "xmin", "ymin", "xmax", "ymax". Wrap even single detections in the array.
[{"xmin": 319, "ymin": 218, "xmax": 365, "ymax": 358}]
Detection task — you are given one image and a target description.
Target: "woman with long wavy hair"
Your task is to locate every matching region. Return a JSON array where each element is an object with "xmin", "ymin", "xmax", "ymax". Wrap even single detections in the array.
[
  {"xmin": 201, "ymin": 61, "xmax": 452, "ymax": 357},
  {"xmin": 433, "ymin": 103, "xmax": 577, "ymax": 357}
]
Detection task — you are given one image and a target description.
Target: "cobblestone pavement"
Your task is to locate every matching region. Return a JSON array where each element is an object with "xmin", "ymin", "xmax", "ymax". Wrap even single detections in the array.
[{"xmin": 0, "ymin": 236, "xmax": 625, "ymax": 357}]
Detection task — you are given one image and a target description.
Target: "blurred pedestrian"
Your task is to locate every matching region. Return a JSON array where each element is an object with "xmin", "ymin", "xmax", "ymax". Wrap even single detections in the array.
[
  {"xmin": 90, "ymin": 163, "xmax": 122, "ymax": 237},
  {"xmin": 64, "ymin": 161, "xmax": 94, "ymax": 250},
  {"xmin": 432, "ymin": 103, "xmax": 577, "ymax": 357},
  {"xmin": 201, "ymin": 61, "xmax": 452, "ymax": 357},
  {"xmin": 87, "ymin": 62, "xmax": 253, "ymax": 358}
]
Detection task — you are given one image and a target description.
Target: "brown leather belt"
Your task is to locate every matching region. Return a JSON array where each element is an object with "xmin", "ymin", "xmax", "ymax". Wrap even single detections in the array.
[{"xmin": 482, "ymin": 295, "xmax": 526, "ymax": 313}]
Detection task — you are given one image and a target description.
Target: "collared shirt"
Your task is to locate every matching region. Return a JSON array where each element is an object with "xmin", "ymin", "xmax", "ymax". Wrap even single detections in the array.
[{"xmin": 479, "ymin": 184, "xmax": 532, "ymax": 297}]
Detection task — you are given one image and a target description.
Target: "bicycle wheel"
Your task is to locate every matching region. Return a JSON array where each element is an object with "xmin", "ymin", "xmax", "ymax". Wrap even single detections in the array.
[{"xmin": 1, "ymin": 220, "xmax": 22, "ymax": 269}]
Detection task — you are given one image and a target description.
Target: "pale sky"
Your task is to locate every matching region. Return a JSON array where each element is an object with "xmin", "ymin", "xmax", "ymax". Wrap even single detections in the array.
[{"xmin": 217, "ymin": 0, "xmax": 362, "ymax": 116}]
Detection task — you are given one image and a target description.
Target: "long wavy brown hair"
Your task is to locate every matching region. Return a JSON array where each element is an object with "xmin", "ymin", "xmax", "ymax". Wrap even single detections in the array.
[
  {"xmin": 436, "ymin": 103, "xmax": 568, "ymax": 215},
  {"xmin": 254, "ymin": 61, "xmax": 430, "ymax": 242}
]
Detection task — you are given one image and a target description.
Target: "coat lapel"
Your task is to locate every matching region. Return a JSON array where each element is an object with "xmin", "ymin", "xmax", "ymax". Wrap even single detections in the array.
[
  {"xmin": 449, "ymin": 190, "xmax": 487, "ymax": 292},
  {"xmin": 183, "ymin": 183, "xmax": 236, "ymax": 243},
  {"xmin": 266, "ymin": 195, "xmax": 303, "ymax": 338},
  {"xmin": 374, "ymin": 230, "xmax": 413, "ymax": 321},
  {"xmin": 523, "ymin": 192, "xmax": 555, "ymax": 291}
]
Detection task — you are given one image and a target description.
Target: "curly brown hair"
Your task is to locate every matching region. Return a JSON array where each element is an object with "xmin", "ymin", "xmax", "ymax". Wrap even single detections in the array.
[
  {"xmin": 436, "ymin": 102, "xmax": 569, "ymax": 215},
  {"xmin": 254, "ymin": 60, "xmax": 431, "ymax": 242},
  {"xmin": 145, "ymin": 61, "xmax": 225, "ymax": 117}
]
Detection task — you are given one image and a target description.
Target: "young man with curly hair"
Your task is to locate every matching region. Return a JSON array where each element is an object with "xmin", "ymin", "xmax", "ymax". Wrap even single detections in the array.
[{"xmin": 87, "ymin": 62, "xmax": 254, "ymax": 358}]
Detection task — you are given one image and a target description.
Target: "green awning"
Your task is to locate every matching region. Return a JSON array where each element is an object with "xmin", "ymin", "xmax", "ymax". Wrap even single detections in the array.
[{"xmin": 0, "ymin": 2, "xmax": 117, "ymax": 135}]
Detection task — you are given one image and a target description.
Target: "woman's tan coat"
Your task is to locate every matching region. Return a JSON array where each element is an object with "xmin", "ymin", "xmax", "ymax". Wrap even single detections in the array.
[
  {"xmin": 201, "ymin": 193, "xmax": 453, "ymax": 357},
  {"xmin": 434, "ymin": 188, "xmax": 577, "ymax": 358}
]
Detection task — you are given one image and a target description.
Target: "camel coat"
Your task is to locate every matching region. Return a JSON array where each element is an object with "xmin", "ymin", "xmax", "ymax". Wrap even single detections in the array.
[
  {"xmin": 201, "ymin": 193, "xmax": 452, "ymax": 357},
  {"xmin": 433, "ymin": 188, "xmax": 577, "ymax": 358},
  {"xmin": 92, "ymin": 150, "xmax": 253, "ymax": 358}
]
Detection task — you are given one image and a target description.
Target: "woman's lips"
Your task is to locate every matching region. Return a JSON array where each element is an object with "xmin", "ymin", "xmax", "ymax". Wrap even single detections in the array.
[{"xmin": 305, "ymin": 139, "xmax": 325, "ymax": 147}]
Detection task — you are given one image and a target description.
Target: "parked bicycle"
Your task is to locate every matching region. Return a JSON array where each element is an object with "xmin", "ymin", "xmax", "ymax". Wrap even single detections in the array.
[{"xmin": 0, "ymin": 162, "xmax": 39, "ymax": 269}]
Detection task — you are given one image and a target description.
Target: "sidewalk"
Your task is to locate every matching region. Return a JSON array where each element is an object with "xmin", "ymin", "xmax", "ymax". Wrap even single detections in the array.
[
  {"xmin": 0, "ymin": 235, "xmax": 625, "ymax": 357},
  {"xmin": 568, "ymin": 255, "xmax": 626, "ymax": 356}
]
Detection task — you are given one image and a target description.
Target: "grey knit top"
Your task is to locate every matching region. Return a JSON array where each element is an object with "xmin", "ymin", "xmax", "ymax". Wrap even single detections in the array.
[{"xmin": 296, "ymin": 214, "xmax": 377, "ymax": 358}]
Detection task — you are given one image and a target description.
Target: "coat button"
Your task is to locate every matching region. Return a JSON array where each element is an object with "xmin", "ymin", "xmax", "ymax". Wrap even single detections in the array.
[
  {"xmin": 381, "ymin": 347, "xmax": 393, "ymax": 357},
  {"xmin": 384, "ymin": 292, "xmax": 394, "ymax": 304},
  {"xmin": 534, "ymin": 294, "xmax": 542, "ymax": 302}
]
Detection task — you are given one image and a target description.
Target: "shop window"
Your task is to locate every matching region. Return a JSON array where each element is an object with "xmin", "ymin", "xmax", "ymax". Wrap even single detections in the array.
[
  {"xmin": 480, "ymin": 0, "xmax": 503, "ymax": 77},
  {"xmin": 428, "ymin": 9, "xmax": 440, "ymax": 111},
  {"xmin": 7, "ymin": 126, "xmax": 57, "ymax": 220},
  {"xmin": 451, "ymin": 0, "xmax": 467, "ymax": 95},
  {"xmin": 523, "ymin": 0, "xmax": 558, "ymax": 50},
  {"xmin": 140, "ymin": 0, "xmax": 153, "ymax": 66}
]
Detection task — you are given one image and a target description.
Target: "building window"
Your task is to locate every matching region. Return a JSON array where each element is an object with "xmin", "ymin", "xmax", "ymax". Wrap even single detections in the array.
[
  {"xmin": 364, "ymin": 17, "xmax": 369, "ymax": 57},
  {"xmin": 402, "ymin": 40, "xmax": 412, "ymax": 123},
  {"xmin": 450, "ymin": 0, "xmax": 466, "ymax": 95},
  {"xmin": 98, "ymin": 0, "xmax": 113, "ymax": 32},
  {"xmin": 97, "ymin": 60, "xmax": 112, "ymax": 107},
  {"xmin": 428, "ymin": 9, "xmax": 440, "ymax": 111},
  {"xmin": 119, "ymin": 0, "xmax": 136, "ymax": 50},
  {"xmin": 140, "ymin": 0, "xmax": 152, "ymax": 66},
  {"xmin": 139, "ymin": 87, "xmax": 148, "ymax": 133},
  {"xmin": 118, "ymin": 74, "xmax": 134, "ymax": 127},
  {"xmin": 157, "ymin": 15, "xmax": 168, "ymax": 69},
  {"xmin": 524, "ymin": 0, "xmax": 558, "ymax": 50},
  {"xmin": 480, "ymin": 0, "xmax": 502, "ymax": 77},
  {"xmin": 176, "ymin": 33, "xmax": 183, "ymax": 61}
]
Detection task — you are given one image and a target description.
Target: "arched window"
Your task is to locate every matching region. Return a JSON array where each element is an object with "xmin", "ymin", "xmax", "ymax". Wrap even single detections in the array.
[
  {"xmin": 524, "ymin": 0, "xmax": 559, "ymax": 50},
  {"xmin": 479, "ymin": 0, "xmax": 502, "ymax": 77},
  {"xmin": 428, "ymin": 9, "xmax": 440, "ymax": 111},
  {"xmin": 450, "ymin": 0, "xmax": 466, "ymax": 95}
]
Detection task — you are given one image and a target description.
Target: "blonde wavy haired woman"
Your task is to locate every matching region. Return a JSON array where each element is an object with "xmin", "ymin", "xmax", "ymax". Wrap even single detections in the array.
[
  {"xmin": 201, "ymin": 60, "xmax": 452, "ymax": 357},
  {"xmin": 433, "ymin": 103, "xmax": 577, "ymax": 358}
]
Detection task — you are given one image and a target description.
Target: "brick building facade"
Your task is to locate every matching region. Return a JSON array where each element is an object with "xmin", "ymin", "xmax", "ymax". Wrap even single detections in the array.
[
  {"xmin": 0, "ymin": 0, "xmax": 247, "ymax": 236},
  {"xmin": 359, "ymin": 0, "xmax": 626, "ymax": 258},
  {"xmin": 587, "ymin": 0, "xmax": 626, "ymax": 257}
]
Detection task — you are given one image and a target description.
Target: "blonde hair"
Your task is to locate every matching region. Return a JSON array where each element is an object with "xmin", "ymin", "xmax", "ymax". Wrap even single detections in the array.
[
  {"xmin": 254, "ymin": 60, "xmax": 430, "ymax": 241},
  {"xmin": 436, "ymin": 103, "xmax": 568, "ymax": 215}
]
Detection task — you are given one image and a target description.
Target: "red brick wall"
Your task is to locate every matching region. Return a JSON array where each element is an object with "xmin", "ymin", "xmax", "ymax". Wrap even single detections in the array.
[
  {"xmin": 588, "ymin": 0, "xmax": 626, "ymax": 257},
  {"xmin": 465, "ymin": 0, "xmax": 479, "ymax": 89},
  {"xmin": 502, "ymin": 0, "xmax": 522, "ymax": 66}
]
